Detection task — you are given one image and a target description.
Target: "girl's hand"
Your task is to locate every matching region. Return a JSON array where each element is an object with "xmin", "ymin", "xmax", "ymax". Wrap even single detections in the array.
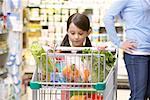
[
  {"xmin": 97, "ymin": 45, "xmax": 108, "ymax": 51},
  {"xmin": 121, "ymin": 40, "xmax": 137, "ymax": 53}
]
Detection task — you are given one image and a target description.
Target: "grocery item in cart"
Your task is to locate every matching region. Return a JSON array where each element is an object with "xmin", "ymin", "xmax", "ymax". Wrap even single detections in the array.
[
  {"xmin": 70, "ymin": 95, "xmax": 86, "ymax": 100},
  {"xmin": 70, "ymin": 92, "xmax": 103, "ymax": 100},
  {"xmin": 82, "ymin": 49, "xmax": 116, "ymax": 82},
  {"xmin": 46, "ymin": 47, "xmax": 116, "ymax": 83},
  {"xmin": 30, "ymin": 42, "xmax": 54, "ymax": 74},
  {"xmin": 63, "ymin": 55, "xmax": 90, "ymax": 82},
  {"xmin": 62, "ymin": 64, "xmax": 81, "ymax": 82}
]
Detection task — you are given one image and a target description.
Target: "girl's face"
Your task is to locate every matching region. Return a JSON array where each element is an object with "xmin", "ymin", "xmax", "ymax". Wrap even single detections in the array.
[{"xmin": 67, "ymin": 23, "xmax": 89, "ymax": 47}]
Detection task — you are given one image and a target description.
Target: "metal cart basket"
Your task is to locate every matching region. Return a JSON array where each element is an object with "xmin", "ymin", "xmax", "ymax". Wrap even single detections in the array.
[{"xmin": 30, "ymin": 47, "xmax": 118, "ymax": 100}]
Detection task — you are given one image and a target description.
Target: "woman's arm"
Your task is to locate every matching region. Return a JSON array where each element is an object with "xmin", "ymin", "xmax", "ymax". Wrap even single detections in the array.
[{"xmin": 103, "ymin": 0, "xmax": 128, "ymax": 48}]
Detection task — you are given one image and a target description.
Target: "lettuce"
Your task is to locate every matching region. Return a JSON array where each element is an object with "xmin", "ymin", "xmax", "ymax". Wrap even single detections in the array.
[{"xmin": 30, "ymin": 42, "xmax": 53, "ymax": 74}]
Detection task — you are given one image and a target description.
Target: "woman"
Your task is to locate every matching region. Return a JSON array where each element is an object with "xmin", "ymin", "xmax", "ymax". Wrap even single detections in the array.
[{"xmin": 103, "ymin": 0, "xmax": 150, "ymax": 99}]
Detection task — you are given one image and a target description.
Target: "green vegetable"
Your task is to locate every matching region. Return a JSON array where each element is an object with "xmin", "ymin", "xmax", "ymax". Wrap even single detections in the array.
[
  {"xmin": 30, "ymin": 42, "xmax": 53, "ymax": 74},
  {"xmin": 82, "ymin": 49, "xmax": 116, "ymax": 82}
]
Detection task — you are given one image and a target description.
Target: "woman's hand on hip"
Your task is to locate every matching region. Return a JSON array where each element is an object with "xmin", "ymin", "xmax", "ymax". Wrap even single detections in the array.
[{"xmin": 120, "ymin": 40, "xmax": 137, "ymax": 53}]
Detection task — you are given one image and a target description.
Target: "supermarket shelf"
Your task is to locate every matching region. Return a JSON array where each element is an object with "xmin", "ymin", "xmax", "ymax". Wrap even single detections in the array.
[
  {"xmin": 0, "ymin": 67, "xmax": 8, "ymax": 79},
  {"xmin": 27, "ymin": 5, "xmax": 40, "ymax": 8},
  {"xmin": 0, "ymin": 49, "xmax": 8, "ymax": 55},
  {"xmin": 28, "ymin": 3, "xmax": 103, "ymax": 9},
  {"xmin": 0, "ymin": 71, "xmax": 8, "ymax": 79},
  {"xmin": 0, "ymin": 52, "xmax": 8, "ymax": 68},
  {"xmin": 26, "ymin": 28, "xmax": 41, "ymax": 32},
  {"xmin": 45, "ymin": 4, "xmax": 102, "ymax": 9},
  {"xmin": 0, "ymin": 32, "xmax": 8, "ymax": 35},
  {"xmin": 28, "ymin": 17, "xmax": 41, "ymax": 21}
]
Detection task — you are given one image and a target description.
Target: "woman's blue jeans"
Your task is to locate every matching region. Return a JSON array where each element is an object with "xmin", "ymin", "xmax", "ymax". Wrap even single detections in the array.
[{"xmin": 124, "ymin": 53, "xmax": 150, "ymax": 100}]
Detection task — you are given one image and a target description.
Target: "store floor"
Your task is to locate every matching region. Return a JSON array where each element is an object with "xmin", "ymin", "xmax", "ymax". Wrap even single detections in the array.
[{"xmin": 22, "ymin": 87, "xmax": 130, "ymax": 100}]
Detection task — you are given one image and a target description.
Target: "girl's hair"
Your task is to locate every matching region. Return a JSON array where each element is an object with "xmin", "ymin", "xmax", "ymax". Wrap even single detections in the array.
[{"xmin": 67, "ymin": 13, "xmax": 90, "ymax": 32}]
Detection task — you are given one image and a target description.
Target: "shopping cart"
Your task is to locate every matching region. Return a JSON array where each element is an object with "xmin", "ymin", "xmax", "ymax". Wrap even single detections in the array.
[{"xmin": 30, "ymin": 47, "xmax": 118, "ymax": 100}]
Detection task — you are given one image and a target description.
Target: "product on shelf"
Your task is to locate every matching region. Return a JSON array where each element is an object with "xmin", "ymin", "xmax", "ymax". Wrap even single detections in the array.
[{"xmin": 0, "ymin": 67, "xmax": 8, "ymax": 79}]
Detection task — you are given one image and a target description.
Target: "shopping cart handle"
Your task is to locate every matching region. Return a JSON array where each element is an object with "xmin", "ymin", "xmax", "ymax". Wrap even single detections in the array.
[
  {"xmin": 43, "ymin": 46, "xmax": 116, "ymax": 52},
  {"xmin": 56, "ymin": 47, "xmax": 97, "ymax": 51}
]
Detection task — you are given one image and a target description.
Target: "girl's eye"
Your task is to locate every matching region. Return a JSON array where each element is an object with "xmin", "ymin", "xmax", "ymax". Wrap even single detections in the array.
[
  {"xmin": 70, "ymin": 32, "xmax": 75, "ymax": 35},
  {"xmin": 79, "ymin": 32, "xmax": 84, "ymax": 35}
]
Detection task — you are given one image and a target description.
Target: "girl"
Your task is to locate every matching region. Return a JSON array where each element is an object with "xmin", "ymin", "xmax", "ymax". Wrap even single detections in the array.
[{"xmin": 61, "ymin": 13, "xmax": 92, "ymax": 47}]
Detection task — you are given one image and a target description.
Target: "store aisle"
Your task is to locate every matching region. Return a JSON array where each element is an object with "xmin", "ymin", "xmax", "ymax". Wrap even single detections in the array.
[
  {"xmin": 22, "ymin": 87, "xmax": 130, "ymax": 100},
  {"xmin": 117, "ymin": 89, "xmax": 130, "ymax": 100}
]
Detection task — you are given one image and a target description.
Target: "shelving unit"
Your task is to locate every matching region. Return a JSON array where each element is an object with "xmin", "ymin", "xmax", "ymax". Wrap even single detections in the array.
[
  {"xmin": 0, "ymin": 34, "xmax": 8, "ymax": 55},
  {"xmin": 0, "ymin": 0, "xmax": 23, "ymax": 99},
  {"xmin": 23, "ymin": 0, "xmax": 124, "ymax": 48},
  {"xmin": 0, "ymin": 33, "xmax": 8, "ymax": 79},
  {"xmin": 0, "ymin": 0, "xmax": 8, "ymax": 80},
  {"xmin": 0, "ymin": 0, "xmax": 12, "ymax": 99},
  {"xmin": 24, "ymin": 1, "xmax": 102, "ymax": 46}
]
